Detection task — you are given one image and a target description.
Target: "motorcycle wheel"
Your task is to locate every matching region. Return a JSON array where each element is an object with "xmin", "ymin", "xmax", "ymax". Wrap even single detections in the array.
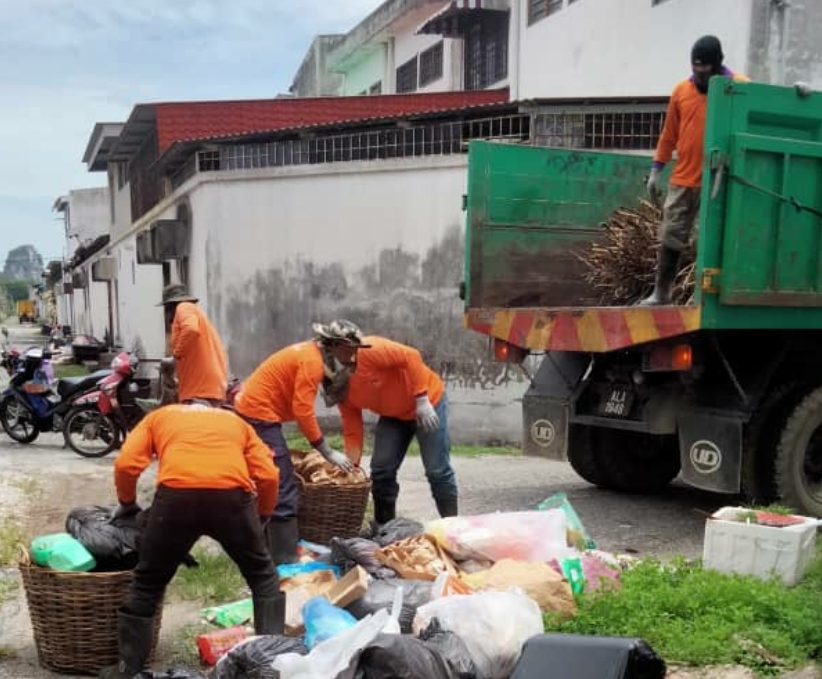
[
  {"xmin": 63, "ymin": 406, "xmax": 120, "ymax": 458},
  {"xmin": 0, "ymin": 396, "xmax": 40, "ymax": 443}
]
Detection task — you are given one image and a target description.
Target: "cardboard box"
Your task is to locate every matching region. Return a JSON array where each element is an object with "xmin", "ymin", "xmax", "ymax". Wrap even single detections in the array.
[{"xmin": 285, "ymin": 565, "xmax": 369, "ymax": 636}]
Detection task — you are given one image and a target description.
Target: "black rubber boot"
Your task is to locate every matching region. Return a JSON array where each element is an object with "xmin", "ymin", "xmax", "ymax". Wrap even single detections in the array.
[
  {"xmin": 639, "ymin": 246, "xmax": 681, "ymax": 306},
  {"xmin": 97, "ymin": 611, "xmax": 153, "ymax": 679},
  {"xmin": 373, "ymin": 498, "xmax": 396, "ymax": 525},
  {"xmin": 435, "ymin": 497, "xmax": 459, "ymax": 518},
  {"xmin": 266, "ymin": 518, "xmax": 300, "ymax": 564},
  {"xmin": 253, "ymin": 592, "xmax": 286, "ymax": 635}
]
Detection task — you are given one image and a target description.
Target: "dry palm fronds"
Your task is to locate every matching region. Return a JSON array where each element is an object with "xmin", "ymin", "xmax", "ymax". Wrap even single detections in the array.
[{"xmin": 579, "ymin": 200, "xmax": 695, "ymax": 306}]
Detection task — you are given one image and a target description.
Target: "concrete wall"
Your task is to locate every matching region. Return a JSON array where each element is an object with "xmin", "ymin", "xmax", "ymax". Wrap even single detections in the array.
[
  {"xmin": 394, "ymin": 33, "xmax": 455, "ymax": 93},
  {"xmin": 342, "ymin": 49, "xmax": 387, "ymax": 95},
  {"xmin": 290, "ymin": 35, "xmax": 346, "ymax": 97},
  {"xmin": 517, "ymin": 0, "xmax": 753, "ymax": 99},
  {"xmin": 101, "ymin": 157, "xmax": 527, "ymax": 444},
  {"xmin": 65, "ymin": 187, "xmax": 110, "ymax": 258},
  {"xmin": 748, "ymin": 0, "xmax": 822, "ymax": 87}
]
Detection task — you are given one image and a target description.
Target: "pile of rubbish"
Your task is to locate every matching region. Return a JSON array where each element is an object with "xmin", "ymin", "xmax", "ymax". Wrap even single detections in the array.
[{"xmin": 183, "ymin": 492, "xmax": 654, "ymax": 679}]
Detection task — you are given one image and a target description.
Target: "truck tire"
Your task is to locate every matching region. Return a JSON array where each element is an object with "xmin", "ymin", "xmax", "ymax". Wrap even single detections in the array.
[
  {"xmin": 571, "ymin": 425, "xmax": 680, "ymax": 493},
  {"xmin": 741, "ymin": 381, "xmax": 806, "ymax": 505},
  {"xmin": 775, "ymin": 386, "xmax": 822, "ymax": 517},
  {"xmin": 568, "ymin": 425, "xmax": 605, "ymax": 485}
]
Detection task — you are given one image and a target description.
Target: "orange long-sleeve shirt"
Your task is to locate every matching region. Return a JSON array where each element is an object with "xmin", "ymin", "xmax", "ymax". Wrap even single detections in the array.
[
  {"xmin": 338, "ymin": 336, "xmax": 444, "ymax": 462},
  {"xmin": 115, "ymin": 403, "xmax": 279, "ymax": 515},
  {"xmin": 654, "ymin": 71, "xmax": 747, "ymax": 188},
  {"xmin": 172, "ymin": 302, "xmax": 229, "ymax": 402},
  {"xmin": 234, "ymin": 341, "xmax": 326, "ymax": 445}
]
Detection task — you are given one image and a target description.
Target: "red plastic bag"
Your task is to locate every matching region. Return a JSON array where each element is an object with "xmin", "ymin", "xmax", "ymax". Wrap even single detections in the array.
[{"xmin": 197, "ymin": 625, "xmax": 248, "ymax": 665}]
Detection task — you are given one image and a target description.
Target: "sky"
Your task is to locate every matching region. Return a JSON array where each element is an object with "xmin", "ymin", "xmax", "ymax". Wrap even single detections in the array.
[{"xmin": 0, "ymin": 0, "xmax": 380, "ymax": 269}]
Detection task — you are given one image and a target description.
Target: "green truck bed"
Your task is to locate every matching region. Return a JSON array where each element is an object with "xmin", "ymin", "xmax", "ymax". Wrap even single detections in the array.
[{"xmin": 464, "ymin": 79, "xmax": 822, "ymax": 351}]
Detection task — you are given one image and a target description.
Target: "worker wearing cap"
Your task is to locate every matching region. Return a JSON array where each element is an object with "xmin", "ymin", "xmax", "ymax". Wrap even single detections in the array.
[
  {"xmin": 642, "ymin": 35, "xmax": 748, "ymax": 305},
  {"xmin": 159, "ymin": 283, "xmax": 229, "ymax": 403},
  {"xmin": 234, "ymin": 320, "xmax": 367, "ymax": 563},
  {"xmin": 329, "ymin": 334, "xmax": 458, "ymax": 523},
  {"xmin": 99, "ymin": 402, "xmax": 284, "ymax": 679}
]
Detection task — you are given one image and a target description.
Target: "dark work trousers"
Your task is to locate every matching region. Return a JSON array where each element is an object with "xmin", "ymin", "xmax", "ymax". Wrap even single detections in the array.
[
  {"xmin": 370, "ymin": 393, "xmax": 458, "ymax": 507},
  {"xmin": 242, "ymin": 418, "xmax": 299, "ymax": 520},
  {"xmin": 123, "ymin": 485, "xmax": 279, "ymax": 619}
]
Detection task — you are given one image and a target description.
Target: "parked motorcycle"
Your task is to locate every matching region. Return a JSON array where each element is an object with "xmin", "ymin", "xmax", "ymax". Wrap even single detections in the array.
[
  {"xmin": 0, "ymin": 347, "xmax": 112, "ymax": 444},
  {"xmin": 63, "ymin": 351, "xmax": 152, "ymax": 458}
]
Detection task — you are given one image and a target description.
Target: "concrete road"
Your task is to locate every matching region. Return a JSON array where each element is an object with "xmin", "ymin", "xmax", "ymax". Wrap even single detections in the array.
[{"xmin": 0, "ymin": 320, "xmax": 737, "ymax": 677}]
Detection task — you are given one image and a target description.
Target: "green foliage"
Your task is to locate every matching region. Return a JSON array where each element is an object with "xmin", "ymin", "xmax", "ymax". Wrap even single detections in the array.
[
  {"xmin": 1, "ymin": 280, "xmax": 30, "ymax": 303},
  {"xmin": 168, "ymin": 545, "xmax": 247, "ymax": 606},
  {"xmin": 545, "ymin": 555, "xmax": 822, "ymax": 675}
]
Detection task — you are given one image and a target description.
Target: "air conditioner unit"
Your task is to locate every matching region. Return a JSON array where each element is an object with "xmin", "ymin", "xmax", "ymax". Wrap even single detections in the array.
[
  {"xmin": 136, "ymin": 230, "xmax": 159, "ymax": 264},
  {"xmin": 151, "ymin": 219, "xmax": 190, "ymax": 260},
  {"xmin": 92, "ymin": 257, "xmax": 117, "ymax": 282}
]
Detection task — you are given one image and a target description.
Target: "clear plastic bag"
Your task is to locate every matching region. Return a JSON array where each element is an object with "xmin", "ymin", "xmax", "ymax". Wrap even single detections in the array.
[{"xmin": 412, "ymin": 590, "xmax": 544, "ymax": 679}]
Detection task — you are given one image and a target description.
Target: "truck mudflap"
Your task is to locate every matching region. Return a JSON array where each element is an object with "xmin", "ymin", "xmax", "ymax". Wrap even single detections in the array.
[
  {"xmin": 677, "ymin": 409, "xmax": 743, "ymax": 493},
  {"xmin": 465, "ymin": 306, "xmax": 701, "ymax": 353},
  {"xmin": 522, "ymin": 352, "xmax": 590, "ymax": 458}
]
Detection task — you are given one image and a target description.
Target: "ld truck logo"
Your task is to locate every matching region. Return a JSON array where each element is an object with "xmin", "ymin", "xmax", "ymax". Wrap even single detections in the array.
[
  {"xmin": 531, "ymin": 419, "xmax": 556, "ymax": 447},
  {"xmin": 689, "ymin": 440, "xmax": 722, "ymax": 474}
]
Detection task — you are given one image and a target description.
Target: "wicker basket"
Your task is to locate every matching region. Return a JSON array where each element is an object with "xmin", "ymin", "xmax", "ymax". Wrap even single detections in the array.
[
  {"xmin": 296, "ymin": 474, "xmax": 372, "ymax": 545},
  {"xmin": 19, "ymin": 555, "xmax": 163, "ymax": 675}
]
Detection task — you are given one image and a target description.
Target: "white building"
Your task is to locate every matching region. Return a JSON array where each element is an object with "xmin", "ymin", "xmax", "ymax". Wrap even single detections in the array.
[{"xmin": 291, "ymin": 0, "xmax": 822, "ymax": 100}]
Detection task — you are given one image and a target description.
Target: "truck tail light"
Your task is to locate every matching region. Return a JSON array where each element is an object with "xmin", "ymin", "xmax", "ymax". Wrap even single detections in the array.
[
  {"xmin": 644, "ymin": 343, "xmax": 693, "ymax": 372},
  {"xmin": 493, "ymin": 339, "xmax": 527, "ymax": 364}
]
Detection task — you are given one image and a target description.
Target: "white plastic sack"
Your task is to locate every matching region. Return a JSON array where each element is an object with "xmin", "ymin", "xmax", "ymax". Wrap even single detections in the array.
[
  {"xmin": 272, "ymin": 608, "xmax": 389, "ymax": 679},
  {"xmin": 412, "ymin": 590, "xmax": 544, "ymax": 679},
  {"xmin": 426, "ymin": 509, "xmax": 573, "ymax": 563}
]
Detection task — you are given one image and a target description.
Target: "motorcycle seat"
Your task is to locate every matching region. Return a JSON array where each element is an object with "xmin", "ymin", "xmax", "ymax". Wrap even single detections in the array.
[{"xmin": 57, "ymin": 369, "xmax": 113, "ymax": 399}]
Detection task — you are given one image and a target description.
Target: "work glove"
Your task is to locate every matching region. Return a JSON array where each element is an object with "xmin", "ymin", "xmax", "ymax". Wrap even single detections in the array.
[
  {"xmin": 112, "ymin": 501, "xmax": 141, "ymax": 522},
  {"xmin": 415, "ymin": 394, "xmax": 440, "ymax": 433},
  {"xmin": 647, "ymin": 167, "xmax": 663, "ymax": 207},
  {"xmin": 314, "ymin": 441, "xmax": 355, "ymax": 473}
]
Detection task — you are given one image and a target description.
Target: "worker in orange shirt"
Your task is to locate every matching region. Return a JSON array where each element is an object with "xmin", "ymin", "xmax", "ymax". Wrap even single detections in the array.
[
  {"xmin": 99, "ymin": 402, "xmax": 283, "ymax": 679},
  {"xmin": 642, "ymin": 36, "xmax": 747, "ymax": 305},
  {"xmin": 159, "ymin": 284, "xmax": 229, "ymax": 403},
  {"xmin": 234, "ymin": 320, "xmax": 364, "ymax": 563},
  {"xmin": 331, "ymin": 332, "xmax": 458, "ymax": 523}
]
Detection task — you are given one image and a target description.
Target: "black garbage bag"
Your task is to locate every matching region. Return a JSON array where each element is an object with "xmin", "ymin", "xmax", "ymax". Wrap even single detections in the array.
[
  {"xmin": 214, "ymin": 635, "xmax": 308, "ymax": 679},
  {"xmin": 367, "ymin": 518, "xmax": 424, "ymax": 547},
  {"xmin": 355, "ymin": 633, "xmax": 459, "ymax": 679},
  {"xmin": 419, "ymin": 619, "xmax": 478, "ymax": 679},
  {"xmin": 346, "ymin": 578, "xmax": 432, "ymax": 633},
  {"xmin": 66, "ymin": 505, "xmax": 140, "ymax": 570},
  {"xmin": 136, "ymin": 670, "xmax": 207, "ymax": 679},
  {"xmin": 330, "ymin": 537, "xmax": 396, "ymax": 578}
]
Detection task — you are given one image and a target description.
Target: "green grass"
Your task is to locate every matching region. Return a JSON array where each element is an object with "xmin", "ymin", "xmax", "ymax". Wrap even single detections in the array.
[
  {"xmin": 284, "ymin": 432, "xmax": 520, "ymax": 458},
  {"xmin": 53, "ymin": 363, "xmax": 90, "ymax": 379},
  {"xmin": 545, "ymin": 554, "xmax": 822, "ymax": 675},
  {"xmin": 0, "ymin": 574, "xmax": 18, "ymax": 606},
  {"xmin": 8, "ymin": 476, "xmax": 40, "ymax": 498},
  {"xmin": 0, "ymin": 517, "xmax": 25, "ymax": 567},
  {"xmin": 168, "ymin": 546, "xmax": 248, "ymax": 606},
  {"xmin": 165, "ymin": 622, "xmax": 208, "ymax": 668}
]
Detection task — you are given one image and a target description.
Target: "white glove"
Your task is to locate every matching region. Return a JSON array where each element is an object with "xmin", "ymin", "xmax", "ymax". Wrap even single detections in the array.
[
  {"xmin": 647, "ymin": 168, "xmax": 663, "ymax": 207},
  {"xmin": 314, "ymin": 441, "xmax": 355, "ymax": 473},
  {"xmin": 415, "ymin": 395, "xmax": 440, "ymax": 432}
]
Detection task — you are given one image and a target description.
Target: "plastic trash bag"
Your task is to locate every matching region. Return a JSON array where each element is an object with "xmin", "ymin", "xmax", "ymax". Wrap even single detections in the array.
[
  {"xmin": 368, "ymin": 518, "xmax": 424, "ymax": 547},
  {"xmin": 413, "ymin": 590, "xmax": 544, "ymax": 679},
  {"xmin": 65, "ymin": 506, "xmax": 140, "ymax": 570},
  {"xmin": 303, "ymin": 596, "xmax": 358, "ymax": 650},
  {"xmin": 426, "ymin": 510, "xmax": 573, "ymax": 563},
  {"xmin": 355, "ymin": 634, "xmax": 459, "ymax": 679},
  {"xmin": 536, "ymin": 492, "xmax": 597, "ymax": 550},
  {"xmin": 213, "ymin": 635, "xmax": 308, "ymax": 679},
  {"xmin": 202, "ymin": 599, "xmax": 253, "ymax": 628},
  {"xmin": 347, "ymin": 578, "xmax": 432, "ymax": 633},
  {"xmin": 273, "ymin": 609, "xmax": 389, "ymax": 679},
  {"xmin": 278, "ymin": 562, "xmax": 341, "ymax": 579},
  {"xmin": 135, "ymin": 670, "xmax": 207, "ymax": 679},
  {"xmin": 418, "ymin": 619, "xmax": 479, "ymax": 679},
  {"xmin": 330, "ymin": 537, "xmax": 395, "ymax": 578}
]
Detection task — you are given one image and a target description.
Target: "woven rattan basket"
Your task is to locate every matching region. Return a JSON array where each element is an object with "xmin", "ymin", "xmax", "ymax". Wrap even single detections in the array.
[
  {"xmin": 19, "ymin": 553, "xmax": 163, "ymax": 675},
  {"xmin": 296, "ymin": 473, "xmax": 372, "ymax": 545}
]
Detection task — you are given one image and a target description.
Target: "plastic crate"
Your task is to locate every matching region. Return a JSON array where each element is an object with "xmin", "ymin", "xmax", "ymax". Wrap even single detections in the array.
[{"xmin": 702, "ymin": 506, "xmax": 818, "ymax": 586}]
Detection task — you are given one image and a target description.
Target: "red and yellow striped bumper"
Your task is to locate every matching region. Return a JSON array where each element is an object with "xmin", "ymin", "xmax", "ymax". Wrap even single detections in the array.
[{"xmin": 464, "ymin": 306, "xmax": 702, "ymax": 353}]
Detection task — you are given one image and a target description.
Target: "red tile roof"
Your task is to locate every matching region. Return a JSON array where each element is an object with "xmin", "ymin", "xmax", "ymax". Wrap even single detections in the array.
[{"xmin": 152, "ymin": 89, "xmax": 510, "ymax": 152}]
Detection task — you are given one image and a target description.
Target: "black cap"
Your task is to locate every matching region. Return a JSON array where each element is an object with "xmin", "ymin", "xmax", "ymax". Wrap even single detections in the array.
[{"xmin": 692, "ymin": 35, "xmax": 724, "ymax": 67}]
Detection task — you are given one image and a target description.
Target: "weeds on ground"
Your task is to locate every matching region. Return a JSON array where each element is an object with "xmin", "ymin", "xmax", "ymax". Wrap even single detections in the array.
[
  {"xmin": 0, "ymin": 517, "xmax": 25, "ymax": 567},
  {"xmin": 168, "ymin": 546, "xmax": 247, "ymax": 606},
  {"xmin": 8, "ymin": 475, "xmax": 41, "ymax": 498},
  {"xmin": 0, "ymin": 573, "xmax": 18, "ymax": 605},
  {"xmin": 165, "ymin": 622, "xmax": 208, "ymax": 668},
  {"xmin": 53, "ymin": 363, "xmax": 90, "ymax": 380},
  {"xmin": 545, "ymin": 553, "xmax": 822, "ymax": 676},
  {"xmin": 285, "ymin": 432, "xmax": 520, "ymax": 458}
]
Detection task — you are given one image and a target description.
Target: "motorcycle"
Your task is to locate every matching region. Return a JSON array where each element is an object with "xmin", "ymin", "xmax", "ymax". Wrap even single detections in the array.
[
  {"xmin": 63, "ymin": 351, "xmax": 152, "ymax": 458},
  {"xmin": 0, "ymin": 347, "xmax": 112, "ymax": 444}
]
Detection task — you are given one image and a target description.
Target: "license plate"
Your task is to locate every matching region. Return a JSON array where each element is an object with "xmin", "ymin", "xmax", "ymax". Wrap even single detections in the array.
[{"xmin": 596, "ymin": 386, "xmax": 635, "ymax": 418}]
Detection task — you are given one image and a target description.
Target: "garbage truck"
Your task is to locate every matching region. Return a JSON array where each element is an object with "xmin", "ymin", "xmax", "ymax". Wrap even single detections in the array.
[{"xmin": 462, "ymin": 79, "xmax": 822, "ymax": 517}]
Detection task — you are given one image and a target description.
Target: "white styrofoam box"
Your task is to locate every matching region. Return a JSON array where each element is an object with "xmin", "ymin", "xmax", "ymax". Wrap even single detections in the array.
[{"xmin": 703, "ymin": 506, "xmax": 818, "ymax": 587}]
